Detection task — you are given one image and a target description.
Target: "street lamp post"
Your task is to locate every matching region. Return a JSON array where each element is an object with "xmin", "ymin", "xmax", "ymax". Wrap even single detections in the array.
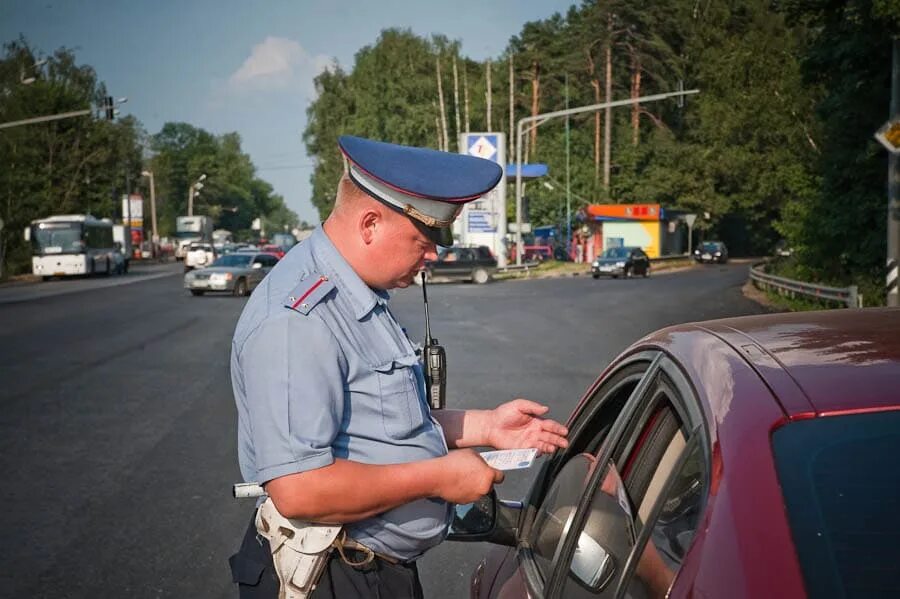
[
  {"xmin": 141, "ymin": 170, "xmax": 158, "ymax": 245},
  {"xmin": 514, "ymin": 89, "xmax": 700, "ymax": 265},
  {"xmin": 187, "ymin": 173, "xmax": 207, "ymax": 217}
]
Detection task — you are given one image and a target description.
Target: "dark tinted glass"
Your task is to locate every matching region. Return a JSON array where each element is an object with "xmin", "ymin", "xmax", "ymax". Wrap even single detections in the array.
[
  {"xmin": 772, "ymin": 411, "xmax": 900, "ymax": 599},
  {"xmin": 530, "ymin": 453, "xmax": 594, "ymax": 580},
  {"xmin": 626, "ymin": 439, "xmax": 705, "ymax": 598}
]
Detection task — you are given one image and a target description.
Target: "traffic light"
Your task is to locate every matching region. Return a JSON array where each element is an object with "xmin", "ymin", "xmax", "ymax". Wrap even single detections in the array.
[{"xmin": 104, "ymin": 96, "xmax": 115, "ymax": 120}]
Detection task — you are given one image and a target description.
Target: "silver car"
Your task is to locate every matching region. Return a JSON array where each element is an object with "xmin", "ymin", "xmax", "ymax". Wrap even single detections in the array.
[{"xmin": 183, "ymin": 252, "xmax": 279, "ymax": 296}]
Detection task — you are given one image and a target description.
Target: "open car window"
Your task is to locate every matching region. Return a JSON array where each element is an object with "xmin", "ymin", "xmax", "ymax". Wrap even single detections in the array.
[
  {"xmin": 527, "ymin": 356, "xmax": 708, "ymax": 599},
  {"xmin": 524, "ymin": 359, "xmax": 651, "ymax": 586}
]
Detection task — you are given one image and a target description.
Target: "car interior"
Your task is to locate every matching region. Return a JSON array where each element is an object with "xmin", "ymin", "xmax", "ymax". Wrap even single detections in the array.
[{"xmin": 525, "ymin": 360, "xmax": 707, "ymax": 598}]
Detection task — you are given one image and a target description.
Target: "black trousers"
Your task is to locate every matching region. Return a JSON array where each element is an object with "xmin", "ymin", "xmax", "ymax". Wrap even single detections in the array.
[{"xmin": 229, "ymin": 512, "xmax": 425, "ymax": 599}]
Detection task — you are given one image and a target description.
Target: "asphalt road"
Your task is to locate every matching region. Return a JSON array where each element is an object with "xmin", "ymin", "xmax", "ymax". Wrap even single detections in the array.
[{"xmin": 0, "ymin": 260, "xmax": 768, "ymax": 598}]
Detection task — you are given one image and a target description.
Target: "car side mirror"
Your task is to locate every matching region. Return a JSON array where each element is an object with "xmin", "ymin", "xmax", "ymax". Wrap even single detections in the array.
[
  {"xmin": 23, "ymin": 227, "xmax": 30, "ymax": 241},
  {"xmin": 252, "ymin": 262, "xmax": 262, "ymax": 269},
  {"xmin": 447, "ymin": 489, "xmax": 521, "ymax": 547}
]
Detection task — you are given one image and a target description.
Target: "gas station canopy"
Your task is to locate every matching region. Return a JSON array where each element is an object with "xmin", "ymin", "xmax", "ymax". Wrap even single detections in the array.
[{"xmin": 504, "ymin": 163, "xmax": 548, "ymax": 179}]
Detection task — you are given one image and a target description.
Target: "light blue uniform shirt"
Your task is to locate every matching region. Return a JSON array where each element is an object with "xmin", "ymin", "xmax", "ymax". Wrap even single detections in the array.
[{"xmin": 231, "ymin": 227, "xmax": 451, "ymax": 561}]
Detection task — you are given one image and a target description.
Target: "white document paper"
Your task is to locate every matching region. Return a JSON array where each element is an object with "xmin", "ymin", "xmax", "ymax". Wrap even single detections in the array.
[{"xmin": 479, "ymin": 448, "xmax": 538, "ymax": 471}]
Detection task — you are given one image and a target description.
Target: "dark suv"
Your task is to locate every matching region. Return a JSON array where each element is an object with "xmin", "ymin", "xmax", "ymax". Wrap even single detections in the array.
[{"xmin": 420, "ymin": 245, "xmax": 498, "ymax": 284}]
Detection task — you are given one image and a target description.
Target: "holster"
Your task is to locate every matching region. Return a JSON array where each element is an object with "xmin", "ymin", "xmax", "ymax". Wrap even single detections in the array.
[{"xmin": 254, "ymin": 498, "xmax": 342, "ymax": 599}]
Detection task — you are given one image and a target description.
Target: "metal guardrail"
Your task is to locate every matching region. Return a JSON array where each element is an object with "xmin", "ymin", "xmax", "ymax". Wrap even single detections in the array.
[
  {"xmin": 651, "ymin": 253, "xmax": 691, "ymax": 263},
  {"xmin": 497, "ymin": 262, "xmax": 539, "ymax": 273},
  {"xmin": 749, "ymin": 262, "xmax": 861, "ymax": 308}
]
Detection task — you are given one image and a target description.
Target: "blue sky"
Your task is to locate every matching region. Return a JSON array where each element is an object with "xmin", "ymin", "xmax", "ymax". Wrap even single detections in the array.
[{"xmin": 2, "ymin": 0, "xmax": 575, "ymax": 224}]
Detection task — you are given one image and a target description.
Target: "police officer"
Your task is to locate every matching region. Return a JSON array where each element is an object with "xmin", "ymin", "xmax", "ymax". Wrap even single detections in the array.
[{"xmin": 229, "ymin": 136, "xmax": 569, "ymax": 598}]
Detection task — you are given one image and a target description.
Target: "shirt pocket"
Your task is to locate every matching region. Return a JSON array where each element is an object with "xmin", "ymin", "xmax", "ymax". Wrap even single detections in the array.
[{"xmin": 374, "ymin": 353, "xmax": 427, "ymax": 440}]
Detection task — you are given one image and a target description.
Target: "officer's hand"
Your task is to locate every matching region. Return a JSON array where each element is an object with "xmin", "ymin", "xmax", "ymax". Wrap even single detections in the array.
[{"xmin": 435, "ymin": 449, "xmax": 504, "ymax": 504}]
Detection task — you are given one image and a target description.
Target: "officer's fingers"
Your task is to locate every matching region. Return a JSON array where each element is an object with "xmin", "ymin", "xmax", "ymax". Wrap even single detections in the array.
[
  {"xmin": 510, "ymin": 398, "xmax": 549, "ymax": 416},
  {"xmin": 538, "ymin": 440, "xmax": 565, "ymax": 456},
  {"xmin": 492, "ymin": 468, "xmax": 505, "ymax": 484},
  {"xmin": 540, "ymin": 430, "xmax": 569, "ymax": 449},
  {"xmin": 539, "ymin": 419, "xmax": 568, "ymax": 436}
]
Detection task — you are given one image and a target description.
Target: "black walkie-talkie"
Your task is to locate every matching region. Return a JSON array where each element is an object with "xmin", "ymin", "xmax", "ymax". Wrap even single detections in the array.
[{"xmin": 421, "ymin": 272, "xmax": 446, "ymax": 410}]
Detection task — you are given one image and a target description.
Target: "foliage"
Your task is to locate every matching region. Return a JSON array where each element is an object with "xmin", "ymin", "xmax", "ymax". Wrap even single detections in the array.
[
  {"xmin": 299, "ymin": 0, "xmax": 895, "ymax": 289},
  {"xmin": 0, "ymin": 39, "xmax": 298, "ymax": 275},
  {"xmin": 147, "ymin": 123, "xmax": 297, "ymax": 240},
  {"xmin": 0, "ymin": 38, "xmax": 144, "ymax": 276},
  {"xmin": 779, "ymin": 0, "xmax": 897, "ymax": 302}
]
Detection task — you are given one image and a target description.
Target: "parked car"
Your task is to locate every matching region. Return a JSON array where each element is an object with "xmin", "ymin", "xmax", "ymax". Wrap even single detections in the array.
[
  {"xmin": 259, "ymin": 244, "xmax": 286, "ymax": 259},
  {"xmin": 450, "ymin": 308, "xmax": 900, "ymax": 599},
  {"xmin": 693, "ymin": 241, "xmax": 728, "ymax": 264},
  {"xmin": 183, "ymin": 252, "xmax": 278, "ymax": 296},
  {"xmin": 419, "ymin": 245, "xmax": 497, "ymax": 284},
  {"xmin": 591, "ymin": 246, "xmax": 650, "ymax": 279},
  {"xmin": 184, "ymin": 242, "xmax": 216, "ymax": 272}
]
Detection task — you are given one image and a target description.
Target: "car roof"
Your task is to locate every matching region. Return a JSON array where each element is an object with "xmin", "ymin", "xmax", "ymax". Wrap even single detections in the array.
[{"xmin": 659, "ymin": 308, "xmax": 900, "ymax": 416}]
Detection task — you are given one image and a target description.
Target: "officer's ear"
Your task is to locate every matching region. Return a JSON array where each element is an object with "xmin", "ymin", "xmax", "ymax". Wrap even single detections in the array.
[{"xmin": 359, "ymin": 207, "xmax": 381, "ymax": 246}]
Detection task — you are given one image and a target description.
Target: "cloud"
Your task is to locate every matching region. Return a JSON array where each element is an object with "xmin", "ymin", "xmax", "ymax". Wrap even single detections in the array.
[{"xmin": 228, "ymin": 36, "xmax": 332, "ymax": 95}]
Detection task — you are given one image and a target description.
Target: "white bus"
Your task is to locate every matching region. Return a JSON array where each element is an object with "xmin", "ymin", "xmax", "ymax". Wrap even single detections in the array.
[{"xmin": 24, "ymin": 214, "xmax": 116, "ymax": 279}]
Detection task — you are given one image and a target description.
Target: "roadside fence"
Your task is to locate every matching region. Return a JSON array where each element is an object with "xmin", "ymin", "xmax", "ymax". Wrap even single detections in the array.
[{"xmin": 749, "ymin": 262, "xmax": 862, "ymax": 308}]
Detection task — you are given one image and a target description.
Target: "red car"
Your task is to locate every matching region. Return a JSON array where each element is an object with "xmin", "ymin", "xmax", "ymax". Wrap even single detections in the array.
[
  {"xmin": 259, "ymin": 244, "xmax": 286, "ymax": 259},
  {"xmin": 450, "ymin": 308, "xmax": 900, "ymax": 598}
]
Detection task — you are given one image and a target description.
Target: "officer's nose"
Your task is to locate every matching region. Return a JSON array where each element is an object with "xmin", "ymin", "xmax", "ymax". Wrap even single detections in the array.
[{"xmin": 423, "ymin": 246, "xmax": 438, "ymax": 261}]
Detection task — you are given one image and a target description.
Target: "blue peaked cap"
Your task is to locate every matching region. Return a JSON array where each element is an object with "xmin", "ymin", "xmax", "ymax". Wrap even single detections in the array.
[{"xmin": 339, "ymin": 135, "xmax": 503, "ymax": 246}]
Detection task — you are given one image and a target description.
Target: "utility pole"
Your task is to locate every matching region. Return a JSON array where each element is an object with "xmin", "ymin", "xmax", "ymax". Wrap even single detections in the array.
[
  {"xmin": 565, "ymin": 74, "xmax": 571, "ymax": 255},
  {"xmin": 888, "ymin": 39, "xmax": 900, "ymax": 307},
  {"xmin": 485, "ymin": 59, "xmax": 493, "ymax": 132},
  {"xmin": 142, "ymin": 170, "xmax": 158, "ymax": 244}
]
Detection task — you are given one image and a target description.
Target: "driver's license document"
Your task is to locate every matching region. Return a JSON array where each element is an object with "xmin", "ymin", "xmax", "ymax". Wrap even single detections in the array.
[{"xmin": 479, "ymin": 448, "xmax": 538, "ymax": 470}]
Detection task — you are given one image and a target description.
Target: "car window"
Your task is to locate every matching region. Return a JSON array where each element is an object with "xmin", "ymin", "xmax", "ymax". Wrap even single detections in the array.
[
  {"xmin": 530, "ymin": 453, "xmax": 596, "ymax": 580},
  {"xmin": 459, "ymin": 249, "xmax": 474, "ymax": 261},
  {"xmin": 526, "ymin": 361, "xmax": 649, "ymax": 584},
  {"xmin": 258, "ymin": 255, "xmax": 277, "ymax": 267},
  {"xmin": 772, "ymin": 411, "xmax": 900, "ymax": 599},
  {"xmin": 476, "ymin": 246, "xmax": 493, "ymax": 259},
  {"xmin": 554, "ymin": 369, "xmax": 707, "ymax": 598},
  {"xmin": 623, "ymin": 439, "xmax": 704, "ymax": 598}
]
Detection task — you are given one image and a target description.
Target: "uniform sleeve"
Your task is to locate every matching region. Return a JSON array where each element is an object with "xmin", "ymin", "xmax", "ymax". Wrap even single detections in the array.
[{"xmin": 238, "ymin": 312, "xmax": 345, "ymax": 484}]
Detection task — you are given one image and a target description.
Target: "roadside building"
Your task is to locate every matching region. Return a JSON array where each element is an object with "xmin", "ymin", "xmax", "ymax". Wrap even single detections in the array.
[{"xmin": 573, "ymin": 204, "xmax": 686, "ymax": 262}]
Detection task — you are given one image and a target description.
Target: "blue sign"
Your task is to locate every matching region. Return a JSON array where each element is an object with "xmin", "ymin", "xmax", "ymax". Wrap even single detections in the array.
[{"xmin": 467, "ymin": 210, "xmax": 496, "ymax": 233}]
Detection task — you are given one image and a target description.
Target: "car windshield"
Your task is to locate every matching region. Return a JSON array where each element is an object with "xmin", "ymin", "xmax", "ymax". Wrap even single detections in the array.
[
  {"xmin": 602, "ymin": 247, "xmax": 630, "ymax": 259},
  {"xmin": 212, "ymin": 254, "xmax": 252, "ymax": 267},
  {"xmin": 772, "ymin": 411, "xmax": 900, "ymax": 597},
  {"xmin": 699, "ymin": 242, "xmax": 720, "ymax": 252}
]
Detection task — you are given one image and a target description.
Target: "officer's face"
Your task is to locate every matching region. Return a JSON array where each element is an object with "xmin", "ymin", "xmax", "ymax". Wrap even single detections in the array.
[{"xmin": 373, "ymin": 211, "xmax": 438, "ymax": 289}]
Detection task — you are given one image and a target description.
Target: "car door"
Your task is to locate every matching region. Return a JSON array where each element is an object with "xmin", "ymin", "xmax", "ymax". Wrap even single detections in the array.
[
  {"xmin": 512, "ymin": 353, "xmax": 709, "ymax": 599},
  {"xmin": 632, "ymin": 249, "xmax": 649, "ymax": 275},
  {"xmin": 249, "ymin": 254, "xmax": 269, "ymax": 286}
]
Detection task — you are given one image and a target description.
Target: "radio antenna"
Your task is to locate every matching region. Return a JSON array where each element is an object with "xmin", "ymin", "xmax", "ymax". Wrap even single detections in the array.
[{"xmin": 421, "ymin": 272, "xmax": 434, "ymax": 345}]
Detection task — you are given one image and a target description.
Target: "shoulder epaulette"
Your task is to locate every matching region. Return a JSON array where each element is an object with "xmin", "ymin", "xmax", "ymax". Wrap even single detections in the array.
[{"xmin": 284, "ymin": 274, "xmax": 335, "ymax": 315}]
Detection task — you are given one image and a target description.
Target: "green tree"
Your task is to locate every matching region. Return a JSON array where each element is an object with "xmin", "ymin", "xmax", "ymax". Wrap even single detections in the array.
[
  {"xmin": 779, "ymin": 0, "xmax": 898, "ymax": 300},
  {"xmin": 0, "ymin": 39, "xmax": 145, "ymax": 276},
  {"xmin": 147, "ymin": 123, "xmax": 297, "ymax": 239}
]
